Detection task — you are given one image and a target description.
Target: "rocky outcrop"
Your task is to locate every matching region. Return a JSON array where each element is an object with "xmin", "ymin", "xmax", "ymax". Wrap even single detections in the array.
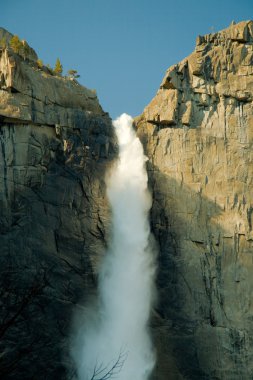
[
  {"xmin": 137, "ymin": 20, "xmax": 253, "ymax": 380},
  {"xmin": 0, "ymin": 33, "xmax": 116, "ymax": 379},
  {"xmin": 0, "ymin": 28, "xmax": 38, "ymax": 62}
]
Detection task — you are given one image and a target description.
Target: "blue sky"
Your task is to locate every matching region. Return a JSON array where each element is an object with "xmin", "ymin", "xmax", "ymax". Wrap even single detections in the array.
[{"xmin": 1, "ymin": 0, "xmax": 253, "ymax": 118}]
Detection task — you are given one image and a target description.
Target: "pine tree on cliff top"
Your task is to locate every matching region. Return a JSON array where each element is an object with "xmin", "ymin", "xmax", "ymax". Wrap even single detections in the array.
[
  {"xmin": 67, "ymin": 69, "xmax": 80, "ymax": 79},
  {"xmin": 54, "ymin": 58, "xmax": 63, "ymax": 75},
  {"xmin": 10, "ymin": 35, "xmax": 22, "ymax": 54}
]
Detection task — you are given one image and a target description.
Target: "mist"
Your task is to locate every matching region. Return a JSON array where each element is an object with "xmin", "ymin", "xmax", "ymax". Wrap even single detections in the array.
[{"xmin": 71, "ymin": 113, "xmax": 156, "ymax": 380}]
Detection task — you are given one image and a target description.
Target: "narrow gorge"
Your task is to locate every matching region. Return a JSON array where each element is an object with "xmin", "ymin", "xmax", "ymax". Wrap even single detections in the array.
[{"xmin": 0, "ymin": 20, "xmax": 253, "ymax": 380}]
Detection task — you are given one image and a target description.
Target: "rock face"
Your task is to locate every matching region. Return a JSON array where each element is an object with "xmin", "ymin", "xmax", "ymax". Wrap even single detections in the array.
[
  {"xmin": 0, "ymin": 33, "xmax": 116, "ymax": 379},
  {"xmin": 0, "ymin": 28, "xmax": 38, "ymax": 62},
  {"xmin": 2, "ymin": 20, "xmax": 253, "ymax": 380},
  {"xmin": 136, "ymin": 20, "xmax": 253, "ymax": 379}
]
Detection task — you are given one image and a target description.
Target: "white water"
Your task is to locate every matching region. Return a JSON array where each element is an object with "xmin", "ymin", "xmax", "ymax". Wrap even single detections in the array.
[{"xmin": 72, "ymin": 114, "xmax": 156, "ymax": 380}]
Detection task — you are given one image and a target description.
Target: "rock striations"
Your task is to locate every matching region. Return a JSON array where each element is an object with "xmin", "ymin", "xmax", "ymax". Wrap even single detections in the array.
[
  {"xmin": 136, "ymin": 20, "xmax": 253, "ymax": 380},
  {"xmin": 0, "ymin": 28, "xmax": 116, "ymax": 379}
]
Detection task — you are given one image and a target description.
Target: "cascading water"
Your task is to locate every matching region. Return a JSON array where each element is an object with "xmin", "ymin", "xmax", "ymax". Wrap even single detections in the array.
[{"xmin": 72, "ymin": 113, "xmax": 156, "ymax": 380}]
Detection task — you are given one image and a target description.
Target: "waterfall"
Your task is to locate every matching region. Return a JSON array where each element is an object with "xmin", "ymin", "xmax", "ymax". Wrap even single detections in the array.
[{"xmin": 72, "ymin": 113, "xmax": 156, "ymax": 380}]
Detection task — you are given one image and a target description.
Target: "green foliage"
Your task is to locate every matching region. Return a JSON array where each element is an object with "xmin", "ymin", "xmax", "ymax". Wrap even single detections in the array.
[
  {"xmin": 10, "ymin": 35, "xmax": 22, "ymax": 54},
  {"xmin": 67, "ymin": 69, "xmax": 80, "ymax": 79},
  {"xmin": 37, "ymin": 59, "xmax": 43, "ymax": 68},
  {"xmin": 54, "ymin": 58, "xmax": 63, "ymax": 75},
  {"xmin": 0, "ymin": 37, "xmax": 7, "ymax": 49},
  {"xmin": 9, "ymin": 35, "xmax": 30, "ymax": 60}
]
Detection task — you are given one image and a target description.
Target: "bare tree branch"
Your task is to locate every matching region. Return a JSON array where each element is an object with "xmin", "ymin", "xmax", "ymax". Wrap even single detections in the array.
[
  {"xmin": 0, "ymin": 276, "xmax": 47, "ymax": 339},
  {"xmin": 90, "ymin": 349, "xmax": 128, "ymax": 380},
  {"xmin": 0, "ymin": 265, "xmax": 50, "ymax": 377}
]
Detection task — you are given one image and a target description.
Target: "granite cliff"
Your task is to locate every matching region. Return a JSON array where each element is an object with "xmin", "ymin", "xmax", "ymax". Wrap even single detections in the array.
[
  {"xmin": 1, "ymin": 20, "xmax": 253, "ymax": 380},
  {"xmin": 136, "ymin": 20, "xmax": 253, "ymax": 379},
  {"xmin": 0, "ymin": 28, "xmax": 116, "ymax": 379}
]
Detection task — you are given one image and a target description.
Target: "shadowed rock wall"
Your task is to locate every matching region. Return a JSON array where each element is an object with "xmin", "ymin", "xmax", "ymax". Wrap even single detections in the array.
[{"xmin": 0, "ymin": 33, "xmax": 116, "ymax": 379}]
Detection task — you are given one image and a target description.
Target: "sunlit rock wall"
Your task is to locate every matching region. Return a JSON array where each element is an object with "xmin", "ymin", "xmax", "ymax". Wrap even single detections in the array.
[{"xmin": 137, "ymin": 20, "xmax": 253, "ymax": 380}]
